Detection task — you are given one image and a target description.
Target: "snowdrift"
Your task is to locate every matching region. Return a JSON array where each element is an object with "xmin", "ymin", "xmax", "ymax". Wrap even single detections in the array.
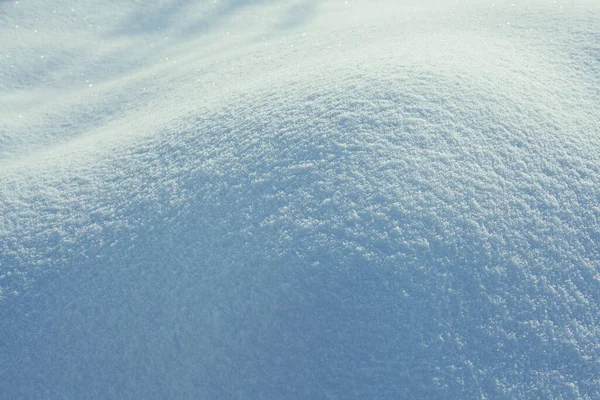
[{"xmin": 1, "ymin": 0, "xmax": 599, "ymax": 398}]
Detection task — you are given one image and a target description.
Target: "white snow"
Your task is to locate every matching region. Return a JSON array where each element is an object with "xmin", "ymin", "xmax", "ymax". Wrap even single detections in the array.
[{"xmin": 1, "ymin": 0, "xmax": 600, "ymax": 398}]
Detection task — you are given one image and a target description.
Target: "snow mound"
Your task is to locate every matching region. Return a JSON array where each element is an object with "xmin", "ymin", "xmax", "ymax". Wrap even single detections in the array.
[{"xmin": 1, "ymin": 0, "xmax": 600, "ymax": 398}]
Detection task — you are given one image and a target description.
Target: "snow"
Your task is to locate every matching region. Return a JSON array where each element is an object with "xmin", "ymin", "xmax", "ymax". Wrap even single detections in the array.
[{"xmin": 1, "ymin": 0, "xmax": 600, "ymax": 398}]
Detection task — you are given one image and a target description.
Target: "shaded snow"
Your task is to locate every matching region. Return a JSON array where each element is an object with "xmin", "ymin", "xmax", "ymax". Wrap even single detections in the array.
[{"xmin": 1, "ymin": 0, "xmax": 600, "ymax": 398}]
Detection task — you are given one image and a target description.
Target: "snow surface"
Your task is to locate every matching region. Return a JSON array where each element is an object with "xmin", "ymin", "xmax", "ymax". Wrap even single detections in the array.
[{"xmin": 1, "ymin": 0, "xmax": 600, "ymax": 398}]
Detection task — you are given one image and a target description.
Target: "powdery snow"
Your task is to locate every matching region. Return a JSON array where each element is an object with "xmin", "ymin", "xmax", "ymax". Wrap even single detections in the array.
[{"xmin": 1, "ymin": 0, "xmax": 600, "ymax": 398}]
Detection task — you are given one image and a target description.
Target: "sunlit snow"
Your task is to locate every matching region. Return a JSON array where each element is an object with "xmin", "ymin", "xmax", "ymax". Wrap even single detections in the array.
[{"xmin": 1, "ymin": 0, "xmax": 600, "ymax": 398}]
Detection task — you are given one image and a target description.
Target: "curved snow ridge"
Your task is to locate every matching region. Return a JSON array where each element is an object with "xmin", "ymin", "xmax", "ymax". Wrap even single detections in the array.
[
  {"xmin": 3, "ymin": 0, "xmax": 598, "ymax": 165},
  {"xmin": 3, "ymin": 71, "xmax": 600, "ymax": 398},
  {"xmin": 1, "ymin": 0, "xmax": 600, "ymax": 398}
]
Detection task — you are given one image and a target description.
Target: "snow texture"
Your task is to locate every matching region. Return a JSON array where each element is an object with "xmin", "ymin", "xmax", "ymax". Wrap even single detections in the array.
[{"xmin": 1, "ymin": 0, "xmax": 600, "ymax": 398}]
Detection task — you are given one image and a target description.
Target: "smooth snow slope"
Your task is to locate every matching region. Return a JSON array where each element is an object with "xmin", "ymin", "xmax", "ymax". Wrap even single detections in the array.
[{"xmin": 1, "ymin": 0, "xmax": 600, "ymax": 398}]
